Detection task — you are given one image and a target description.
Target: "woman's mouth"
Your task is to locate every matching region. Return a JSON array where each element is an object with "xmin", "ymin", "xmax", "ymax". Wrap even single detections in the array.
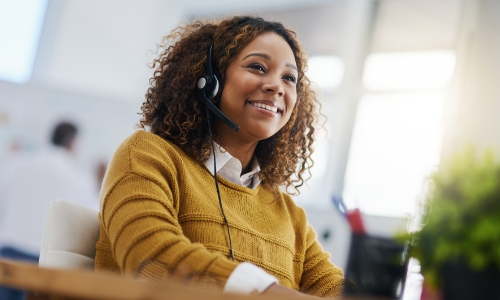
[{"xmin": 247, "ymin": 101, "xmax": 282, "ymax": 114}]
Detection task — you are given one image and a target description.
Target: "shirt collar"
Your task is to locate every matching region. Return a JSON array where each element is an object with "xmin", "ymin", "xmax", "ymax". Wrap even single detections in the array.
[{"xmin": 204, "ymin": 142, "xmax": 261, "ymax": 189}]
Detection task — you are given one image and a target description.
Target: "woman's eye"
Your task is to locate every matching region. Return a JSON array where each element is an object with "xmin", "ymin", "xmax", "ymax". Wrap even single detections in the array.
[
  {"xmin": 249, "ymin": 64, "xmax": 265, "ymax": 72},
  {"xmin": 283, "ymin": 75, "xmax": 296, "ymax": 83}
]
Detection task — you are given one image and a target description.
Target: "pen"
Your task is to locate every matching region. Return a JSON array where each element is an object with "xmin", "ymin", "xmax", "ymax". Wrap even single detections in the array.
[{"xmin": 332, "ymin": 196, "xmax": 366, "ymax": 234}]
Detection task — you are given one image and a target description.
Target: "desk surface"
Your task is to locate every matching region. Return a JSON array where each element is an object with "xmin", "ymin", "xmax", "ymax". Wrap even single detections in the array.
[
  {"xmin": 0, "ymin": 258, "xmax": 250, "ymax": 300},
  {"xmin": 0, "ymin": 258, "xmax": 391, "ymax": 300}
]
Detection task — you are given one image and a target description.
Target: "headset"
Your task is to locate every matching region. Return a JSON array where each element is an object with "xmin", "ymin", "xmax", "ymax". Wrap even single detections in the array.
[
  {"xmin": 196, "ymin": 43, "xmax": 239, "ymax": 261},
  {"xmin": 196, "ymin": 44, "xmax": 239, "ymax": 132}
]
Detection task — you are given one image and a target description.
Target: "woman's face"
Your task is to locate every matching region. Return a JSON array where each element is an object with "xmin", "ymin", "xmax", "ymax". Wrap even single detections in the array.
[{"xmin": 217, "ymin": 31, "xmax": 298, "ymax": 143}]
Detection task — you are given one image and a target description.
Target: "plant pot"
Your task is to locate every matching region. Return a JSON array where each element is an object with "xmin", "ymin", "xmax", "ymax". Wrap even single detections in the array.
[{"xmin": 440, "ymin": 261, "xmax": 500, "ymax": 300}]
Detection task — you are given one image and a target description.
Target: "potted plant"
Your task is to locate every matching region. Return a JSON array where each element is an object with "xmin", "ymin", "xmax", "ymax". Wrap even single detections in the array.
[{"xmin": 406, "ymin": 148, "xmax": 500, "ymax": 299}]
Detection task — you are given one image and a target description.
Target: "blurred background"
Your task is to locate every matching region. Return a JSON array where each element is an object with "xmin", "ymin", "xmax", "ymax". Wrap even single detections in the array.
[{"xmin": 1, "ymin": 0, "xmax": 499, "ymax": 296}]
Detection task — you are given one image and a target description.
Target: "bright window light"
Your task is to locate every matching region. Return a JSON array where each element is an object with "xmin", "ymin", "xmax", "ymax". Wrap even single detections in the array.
[
  {"xmin": 0, "ymin": 0, "xmax": 48, "ymax": 83},
  {"xmin": 306, "ymin": 56, "xmax": 344, "ymax": 91},
  {"xmin": 343, "ymin": 92, "xmax": 444, "ymax": 217},
  {"xmin": 363, "ymin": 51, "xmax": 456, "ymax": 91}
]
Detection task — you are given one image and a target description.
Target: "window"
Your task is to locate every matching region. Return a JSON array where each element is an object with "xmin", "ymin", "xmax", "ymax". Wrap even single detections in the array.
[
  {"xmin": 306, "ymin": 56, "xmax": 344, "ymax": 91},
  {"xmin": 0, "ymin": 0, "xmax": 48, "ymax": 83},
  {"xmin": 343, "ymin": 51, "xmax": 455, "ymax": 216}
]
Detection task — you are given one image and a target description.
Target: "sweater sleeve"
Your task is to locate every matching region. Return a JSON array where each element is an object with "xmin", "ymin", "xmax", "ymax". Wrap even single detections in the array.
[
  {"xmin": 299, "ymin": 223, "xmax": 344, "ymax": 297},
  {"xmin": 101, "ymin": 171, "xmax": 238, "ymax": 287}
]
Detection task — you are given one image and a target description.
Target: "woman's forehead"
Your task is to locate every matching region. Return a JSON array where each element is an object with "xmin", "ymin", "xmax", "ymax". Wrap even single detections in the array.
[{"xmin": 236, "ymin": 32, "xmax": 296, "ymax": 66}]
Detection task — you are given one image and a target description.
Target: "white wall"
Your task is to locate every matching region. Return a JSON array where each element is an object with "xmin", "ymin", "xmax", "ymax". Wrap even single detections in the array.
[
  {"xmin": 442, "ymin": 0, "xmax": 500, "ymax": 156},
  {"xmin": 31, "ymin": 0, "xmax": 183, "ymax": 103}
]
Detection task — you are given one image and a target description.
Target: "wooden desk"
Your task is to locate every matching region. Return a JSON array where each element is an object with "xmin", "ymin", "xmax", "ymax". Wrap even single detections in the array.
[
  {"xmin": 0, "ymin": 259, "xmax": 330, "ymax": 300},
  {"xmin": 0, "ymin": 258, "xmax": 391, "ymax": 300},
  {"xmin": 0, "ymin": 258, "xmax": 252, "ymax": 300}
]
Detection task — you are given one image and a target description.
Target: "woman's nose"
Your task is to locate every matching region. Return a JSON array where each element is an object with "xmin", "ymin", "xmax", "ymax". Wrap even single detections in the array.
[{"xmin": 262, "ymin": 76, "xmax": 285, "ymax": 96}]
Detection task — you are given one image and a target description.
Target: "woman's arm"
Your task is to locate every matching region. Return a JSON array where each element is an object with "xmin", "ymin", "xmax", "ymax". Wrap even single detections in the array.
[
  {"xmin": 101, "ymin": 172, "xmax": 238, "ymax": 285},
  {"xmin": 298, "ymin": 223, "xmax": 344, "ymax": 297}
]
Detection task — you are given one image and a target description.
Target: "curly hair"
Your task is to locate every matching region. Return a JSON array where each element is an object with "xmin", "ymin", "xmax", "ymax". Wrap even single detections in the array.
[{"xmin": 140, "ymin": 16, "xmax": 321, "ymax": 194}]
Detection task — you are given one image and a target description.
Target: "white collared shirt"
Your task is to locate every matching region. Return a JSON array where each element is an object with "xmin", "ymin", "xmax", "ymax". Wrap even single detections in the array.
[
  {"xmin": 203, "ymin": 143, "xmax": 278, "ymax": 294},
  {"xmin": 204, "ymin": 143, "xmax": 262, "ymax": 189}
]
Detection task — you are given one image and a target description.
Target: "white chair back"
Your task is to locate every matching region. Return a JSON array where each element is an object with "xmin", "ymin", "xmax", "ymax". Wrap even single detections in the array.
[{"xmin": 39, "ymin": 199, "xmax": 100, "ymax": 270}]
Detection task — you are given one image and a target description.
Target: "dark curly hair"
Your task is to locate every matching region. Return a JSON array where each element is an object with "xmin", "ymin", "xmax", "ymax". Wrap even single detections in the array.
[{"xmin": 140, "ymin": 16, "xmax": 321, "ymax": 194}]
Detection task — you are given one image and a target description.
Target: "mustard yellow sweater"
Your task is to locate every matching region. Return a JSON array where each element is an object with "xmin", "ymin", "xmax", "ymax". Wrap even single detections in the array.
[{"xmin": 95, "ymin": 130, "xmax": 344, "ymax": 297}]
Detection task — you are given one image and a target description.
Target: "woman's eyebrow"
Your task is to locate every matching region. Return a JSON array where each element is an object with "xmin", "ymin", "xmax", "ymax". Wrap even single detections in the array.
[
  {"xmin": 243, "ymin": 52, "xmax": 298, "ymax": 70},
  {"xmin": 243, "ymin": 52, "xmax": 270, "ymax": 60},
  {"xmin": 286, "ymin": 63, "xmax": 298, "ymax": 71}
]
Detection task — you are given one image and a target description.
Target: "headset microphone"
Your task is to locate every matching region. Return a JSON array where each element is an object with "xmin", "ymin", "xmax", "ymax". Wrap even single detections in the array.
[{"xmin": 196, "ymin": 44, "xmax": 240, "ymax": 132}]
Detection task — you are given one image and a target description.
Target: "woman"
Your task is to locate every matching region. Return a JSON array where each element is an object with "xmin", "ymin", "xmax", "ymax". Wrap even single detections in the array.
[{"xmin": 95, "ymin": 16, "xmax": 344, "ymax": 298}]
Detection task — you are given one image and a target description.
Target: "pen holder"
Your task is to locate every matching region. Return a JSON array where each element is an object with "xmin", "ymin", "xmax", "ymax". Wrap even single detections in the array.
[{"xmin": 343, "ymin": 233, "xmax": 410, "ymax": 299}]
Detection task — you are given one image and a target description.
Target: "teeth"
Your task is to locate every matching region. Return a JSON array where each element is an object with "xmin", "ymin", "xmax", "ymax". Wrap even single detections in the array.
[{"xmin": 251, "ymin": 102, "xmax": 278, "ymax": 113}]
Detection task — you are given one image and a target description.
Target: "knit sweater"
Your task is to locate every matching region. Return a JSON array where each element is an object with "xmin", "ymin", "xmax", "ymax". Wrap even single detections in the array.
[{"xmin": 94, "ymin": 130, "xmax": 344, "ymax": 297}]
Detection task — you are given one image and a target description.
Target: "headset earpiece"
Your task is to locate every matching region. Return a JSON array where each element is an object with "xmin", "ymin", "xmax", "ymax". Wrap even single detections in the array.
[
  {"xmin": 195, "ymin": 43, "xmax": 239, "ymax": 132},
  {"xmin": 196, "ymin": 73, "xmax": 218, "ymax": 99},
  {"xmin": 196, "ymin": 44, "xmax": 218, "ymax": 98},
  {"xmin": 209, "ymin": 76, "xmax": 219, "ymax": 99},
  {"xmin": 197, "ymin": 76, "xmax": 208, "ymax": 90}
]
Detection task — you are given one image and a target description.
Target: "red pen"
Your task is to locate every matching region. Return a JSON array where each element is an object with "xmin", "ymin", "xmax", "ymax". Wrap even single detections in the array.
[
  {"xmin": 332, "ymin": 196, "xmax": 366, "ymax": 234},
  {"xmin": 346, "ymin": 208, "xmax": 366, "ymax": 234}
]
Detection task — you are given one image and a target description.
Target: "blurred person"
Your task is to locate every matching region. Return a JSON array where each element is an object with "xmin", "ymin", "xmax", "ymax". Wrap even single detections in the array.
[
  {"xmin": 0, "ymin": 121, "xmax": 98, "ymax": 300},
  {"xmin": 95, "ymin": 16, "xmax": 344, "ymax": 298}
]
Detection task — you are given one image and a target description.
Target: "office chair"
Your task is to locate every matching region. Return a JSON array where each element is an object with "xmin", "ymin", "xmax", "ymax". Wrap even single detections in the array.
[{"xmin": 39, "ymin": 199, "xmax": 100, "ymax": 270}]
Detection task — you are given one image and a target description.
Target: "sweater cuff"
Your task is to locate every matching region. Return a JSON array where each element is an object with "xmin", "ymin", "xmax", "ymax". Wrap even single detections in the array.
[
  {"xmin": 206, "ymin": 257, "xmax": 239, "ymax": 286},
  {"xmin": 223, "ymin": 262, "xmax": 279, "ymax": 294}
]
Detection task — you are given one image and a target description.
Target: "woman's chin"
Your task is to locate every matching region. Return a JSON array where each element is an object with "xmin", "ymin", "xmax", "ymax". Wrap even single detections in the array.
[{"xmin": 246, "ymin": 129, "xmax": 280, "ymax": 142}]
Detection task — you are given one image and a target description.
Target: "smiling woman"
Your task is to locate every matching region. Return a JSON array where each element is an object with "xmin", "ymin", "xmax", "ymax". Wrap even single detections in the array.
[
  {"xmin": 140, "ymin": 17, "xmax": 317, "ymax": 192},
  {"xmin": 94, "ymin": 16, "xmax": 344, "ymax": 298},
  {"xmin": 216, "ymin": 31, "xmax": 298, "ymax": 165}
]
